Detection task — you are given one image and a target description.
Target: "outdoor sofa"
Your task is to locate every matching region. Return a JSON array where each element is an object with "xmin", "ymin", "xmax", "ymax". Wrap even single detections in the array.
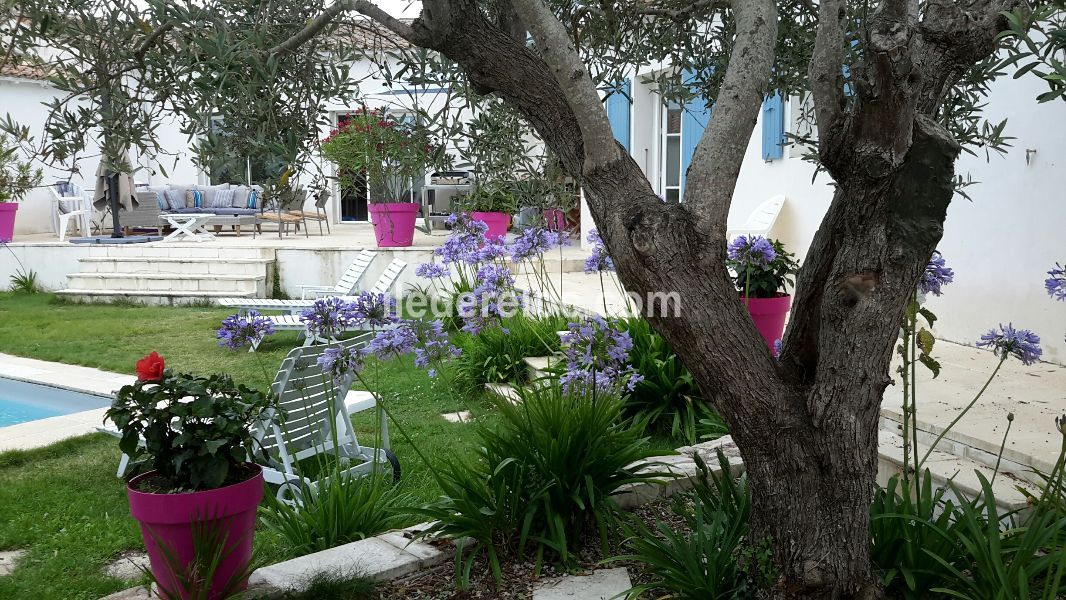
[{"xmin": 146, "ymin": 183, "xmax": 264, "ymax": 236}]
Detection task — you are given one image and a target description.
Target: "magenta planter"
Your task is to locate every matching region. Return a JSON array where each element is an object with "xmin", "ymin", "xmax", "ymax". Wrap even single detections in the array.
[
  {"xmin": 542, "ymin": 209, "xmax": 567, "ymax": 231},
  {"xmin": 127, "ymin": 466, "xmax": 263, "ymax": 600},
  {"xmin": 0, "ymin": 202, "xmax": 18, "ymax": 243},
  {"xmin": 368, "ymin": 202, "xmax": 419, "ymax": 247},
  {"xmin": 742, "ymin": 294, "xmax": 791, "ymax": 350},
  {"xmin": 471, "ymin": 211, "xmax": 511, "ymax": 241}
]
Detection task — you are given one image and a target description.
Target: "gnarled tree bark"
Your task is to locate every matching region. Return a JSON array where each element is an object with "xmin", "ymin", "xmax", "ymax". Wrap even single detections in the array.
[{"xmin": 279, "ymin": 0, "xmax": 1027, "ymax": 595}]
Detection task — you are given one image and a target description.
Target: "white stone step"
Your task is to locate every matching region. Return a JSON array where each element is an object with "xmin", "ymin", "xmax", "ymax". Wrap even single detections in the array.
[
  {"xmin": 66, "ymin": 273, "xmax": 265, "ymax": 294},
  {"xmin": 86, "ymin": 244, "xmax": 271, "ymax": 260},
  {"xmin": 877, "ymin": 429, "xmax": 1039, "ymax": 514},
  {"xmin": 55, "ymin": 289, "xmax": 257, "ymax": 306},
  {"xmin": 78, "ymin": 256, "xmax": 272, "ymax": 277}
]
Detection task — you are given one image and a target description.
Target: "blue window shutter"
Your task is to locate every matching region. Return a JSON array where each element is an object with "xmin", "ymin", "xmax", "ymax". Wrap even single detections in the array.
[
  {"xmin": 761, "ymin": 92, "xmax": 785, "ymax": 161},
  {"xmin": 680, "ymin": 69, "xmax": 710, "ymax": 196},
  {"xmin": 605, "ymin": 80, "xmax": 631, "ymax": 151}
]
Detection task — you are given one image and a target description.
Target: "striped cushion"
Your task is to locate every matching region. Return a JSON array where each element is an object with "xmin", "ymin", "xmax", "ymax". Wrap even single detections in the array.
[
  {"xmin": 163, "ymin": 189, "xmax": 185, "ymax": 211},
  {"xmin": 247, "ymin": 189, "xmax": 258, "ymax": 209},
  {"xmin": 211, "ymin": 188, "xmax": 235, "ymax": 208}
]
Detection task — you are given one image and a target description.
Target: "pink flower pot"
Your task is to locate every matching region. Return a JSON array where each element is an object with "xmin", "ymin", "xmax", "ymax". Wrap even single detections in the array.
[
  {"xmin": 127, "ymin": 466, "xmax": 264, "ymax": 600},
  {"xmin": 471, "ymin": 211, "xmax": 511, "ymax": 241},
  {"xmin": 0, "ymin": 202, "xmax": 18, "ymax": 243},
  {"xmin": 742, "ymin": 293, "xmax": 791, "ymax": 350},
  {"xmin": 542, "ymin": 209, "xmax": 567, "ymax": 231},
  {"xmin": 368, "ymin": 202, "xmax": 419, "ymax": 247}
]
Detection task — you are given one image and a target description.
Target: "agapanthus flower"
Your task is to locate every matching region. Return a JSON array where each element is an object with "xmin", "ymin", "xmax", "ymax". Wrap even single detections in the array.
[
  {"xmin": 473, "ymin": 237, "xmax": 509, "ymax": 263},
  {"xmin": 367, "ymin": 322, "xmax": 418, "ymax": 358},
  {"xmin": 583, "ymin": 229, "xmax": 614, "ymax": 273},
  {"xmin": 300, "ymin": 297, "xmax": 361, "ymax": 340},
  {"xmin": 317, "ymin": 344, "xmax": 365, "ymax": 387},
  {"xmin": 773, "ymin": 338, "xmax": 783, "ymax": 358},
  {"xmin": 919, "ymin": 251, "xmax": 954, "ymax": 297},
  {"xmin": 511, "ymin": 227, "xmax": 564, "ymax": 263},
  {"xmin": 977, "ymin": 323, "xmax": 1042, "ymax": 366},
  {"xmin": 559, "ymin": 316, "xmax": 642, "ymax": 393},
  {"xmin": 350, "ymin": 291, "xmax": 398, "ymax": 326},
  {"xmin": 217, "ymin": 311, "xmax": 275, "ymax": 350},
  {"xmin": 459, "ymin": 264, "xmax": 521, "ymax": 335},
  {"xmin": 435, "ymin": 213, "xmax": 489, "ymax": 265},
  {"xmin": 409, "ymin": 319, "xmax": 461, "ymax": 377},
  {"xmin": 727, "ymin": 235, "xmax": 776, "ymax": 270},
  {"xmin": 1045, "ymin": 263, "xmax": 1066, "ymax": 301},
  {"xmin": 416, "ymin": 262, "xmax": 449, "ymax": 279}
]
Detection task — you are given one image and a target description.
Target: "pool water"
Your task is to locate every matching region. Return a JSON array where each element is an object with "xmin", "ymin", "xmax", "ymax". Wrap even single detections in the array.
[{"xmin": 0, "ymin": 377, "xmax": 112, "ymax": 428}]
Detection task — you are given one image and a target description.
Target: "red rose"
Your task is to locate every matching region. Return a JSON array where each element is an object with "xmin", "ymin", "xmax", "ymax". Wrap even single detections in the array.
[{"xmin": 136, "ymin": 352, "xmax": 165, "ymax": 382}]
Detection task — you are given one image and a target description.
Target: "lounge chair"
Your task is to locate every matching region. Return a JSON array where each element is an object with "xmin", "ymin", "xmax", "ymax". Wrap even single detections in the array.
[
  {"xmin": 253, "ymin": 335, "xmax": 399, "ymax": 504},
  {"xmin": 296, "ymin": 249, "xmax": 377, "ymax": 299},
  {"xmin": 727, "ymin": 195, "xmax": 786, "ymax": 239},
  {"xmin": 49, "ymin": 181, "xmax": 93, "ymax": 241},
  {"xmin": 217, "ymin": 256, "xmax": 406, "ymax": 316},
  {"xmin": 288, "ymin": 189, "xmax": 331, "ymax": 236}
]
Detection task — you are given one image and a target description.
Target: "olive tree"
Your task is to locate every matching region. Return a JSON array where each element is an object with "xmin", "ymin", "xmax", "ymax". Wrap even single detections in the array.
[{"xmin": 270, "ymin": 0, "xmax": 1048, "ymax": 595}]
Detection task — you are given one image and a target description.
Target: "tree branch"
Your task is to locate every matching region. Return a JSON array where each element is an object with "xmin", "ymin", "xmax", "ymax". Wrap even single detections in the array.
[
  {"xmin": 269, "ymin": 0, "xmax": 421, "ymax": 55},
  {"xmin": 134, "ymin": 21, "xmax": 175, "ymax": 62},
  {"xmin": 808, "ymin": 0, "xmax": 847, "ymax": 174},
  {"xmin": 511, "ymin": 0, "xmax": 621, "ymax": 171},
  {"xmin": 634, "ymin": 0, "xmax": 725, "ymax": 22},
  {"xmin": 683, "ymin": 0, "xmax": 778, "ymax": 240}
]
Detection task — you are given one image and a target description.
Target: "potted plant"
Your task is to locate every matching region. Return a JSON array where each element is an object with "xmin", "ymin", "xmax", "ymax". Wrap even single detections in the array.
[
  {"xmin": 455, "ymin": 182, "xmax": 519, "ymax": 241},
  {"xmin": 0, "ymin": 133, "xmax": 44, "ymax": 243},
  {"xmin": 726, "ymin": 235, "xmax": 799, "ymax": 349},
  {"xmin": 106, "ymin": 352, "xmax": 274, "ymax": 599},
  {"xmin": 320, "ymin": 106, "xmax": 447, "ymax": 247}
]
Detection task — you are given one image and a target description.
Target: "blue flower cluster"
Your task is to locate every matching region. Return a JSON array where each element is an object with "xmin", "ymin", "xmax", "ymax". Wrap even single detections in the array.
[
  {"xmin": 1046, "ymin": 263, "xmax": 1066, "ymax": 302},
  {"xmin": 434, "ymin": 213, "xmax": 489, "ymax": 265},
  {"xmin": 317, "ymin": 344, "xmax": 365, "ymax": 387},
  {"xmin": 216, "ymin": 310, "xmax": 275, "ymax": 350},
  {"xmin": 300, "ymin": 293, "xmax": 398, "ymax": 340},
  {"xmin": 415, "ymin": 262, "xmax": 449, "ymax": 279},
  {"xmin": 583, "ymin": 229, "xmax": 614, "ymax": 274},
  {"xmin": 366, "ymin": 325, "xmax": 418, "ymax": 358},
  {"xmin": 919, "ymin": 251, "xmax": 954, "ymax": 297},
  {"xmin": 349, "ymin": 291, "xmax": 399, "ymax": 327},
  {"xmin": 559, "ymin": 316, "xmax": 642, "ymax": 394},
  {"xmin": 459, "ymin": 264, "xmax": 520, "ymax": 335},
  {"xmin": 410, "ymin": 319, "xmax": 461, "ymax": 377},
  {"xmin": 977, "ymin": 323, "xmax": 1043, "ymax": 366},
  {"xmin": 511, "ymin": 226, "xmax": 567, "ymax": 263},
  {"xmin": 727, "ymin": 235, "xmax": 776, "ymax": 270}
]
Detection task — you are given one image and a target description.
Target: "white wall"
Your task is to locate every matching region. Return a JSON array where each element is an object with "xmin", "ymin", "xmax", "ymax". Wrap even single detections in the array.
[{"xmin": 0, "ymin": 76, "xmax": 200, "ymax": 237}]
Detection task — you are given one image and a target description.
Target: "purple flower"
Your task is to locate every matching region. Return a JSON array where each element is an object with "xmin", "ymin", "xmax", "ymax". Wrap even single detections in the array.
[
  {"xmin": 436, "ymin": 213, "xmax": 488, "ymax": 265},
  {"xmin": 459, "ymin": 264, "xmax": 521, "ymax": 334},
  {"xmin": 300, "ymin": 297, "xmax": 361, "ymax": 340},
  {"xmin": 560, "ymin": 316, "xmax": 641, "ymax": 393},
  {"xmin": 773, "ymin": 338, "xmax": 783, "ymax": 358},
  {"xmin": 367, "ymin": 323, "xmax": 418, "ymax": 358},
  {"xmin": 511, "ymin": 227, "xmax": 564, "ymax": 262},
  {"xmin": 410, "ymin": 319, "xmax": 461, "ymax": 377},
  {"xmin": 977, "ymin": 323, "xmax": 1042, "ymax": 366},
  {"xmin": 217, "ymin": 311, "xmax": 275, "ymax": 350},
  {"xmin": 317, "ymin": 344, "xmax": 365, "ymax": 387},
  {"xmin": 416, "ymin": 262, "xmax": 449, "ymax": 279},
  {"xmin": 727, "ymin": 235, "xmax": 776, "ymax": 270},
  {"xmin": 583, "ymin": 229, "xmax": 614, "ymax": 273},
  {"xmin": 919, "ymin": 251, "xmax": 954, "ymax": 297},
  {"xmin": 474, "ymin": 237, "xmax": 509, "ymax": 263},
  {"xmin": 1046, "ymin": 263, "xmax": 1066, "ymax": 301},
  {"xmin": 350, "ymin": 291, "xmax": 397, "ymax": 327}
]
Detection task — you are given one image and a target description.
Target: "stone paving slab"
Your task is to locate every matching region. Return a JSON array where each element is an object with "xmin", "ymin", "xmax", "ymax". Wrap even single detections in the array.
[
  {"xmin": 0, "ymin": 549, "xmax": 26, "ymax": 577},
  {"xmin": 532, "ymin": 567, "xmax": 632, "ymax": 600}
]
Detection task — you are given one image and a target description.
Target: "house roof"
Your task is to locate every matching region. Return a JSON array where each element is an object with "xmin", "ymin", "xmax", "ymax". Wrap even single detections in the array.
[
  {"xmin": 0, "ymin": 61, "xmax": 50, "ymax": 81},
  {"xmin": 333, "ymin": 18, "xmax": 411, "ymax": 51}
]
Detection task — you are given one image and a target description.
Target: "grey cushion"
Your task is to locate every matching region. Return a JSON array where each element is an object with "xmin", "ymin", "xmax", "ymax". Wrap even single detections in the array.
[
  {"xmin": 232, "ymin": 186, "xmax": 250, "ymax": 208},
  {"xmin": 211, "ymin": 187, "xmax": 235, "ymax": 208},
  {"xmin": 163, "ymin": 189, "xmax": 185, "ymax": 211},
  {"xmin": 200, "ymin": 183, "xmax": 229, "ymax": 207}
]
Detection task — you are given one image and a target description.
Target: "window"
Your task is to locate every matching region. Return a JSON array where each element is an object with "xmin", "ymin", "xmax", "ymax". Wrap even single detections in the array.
[
  {"xmin": 788, "ymin": 93, "xmax": 818, "ymax": 159},
  {"xmin": 661, "ymin": 102, "xmax": 683, "ymax": 202}
]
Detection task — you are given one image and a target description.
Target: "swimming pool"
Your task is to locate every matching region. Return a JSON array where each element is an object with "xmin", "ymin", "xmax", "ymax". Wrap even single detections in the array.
[{"xmin": 0, "ymin": 377, "xmax": 112, "ymax": 428}]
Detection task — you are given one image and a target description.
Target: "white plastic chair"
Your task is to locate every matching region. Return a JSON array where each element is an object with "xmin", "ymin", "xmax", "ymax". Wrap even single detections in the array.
[
  {"xmin": 297, "ymin": 249, "xmax": 378, "ymax": 299},
  {"xmin": 49, "ymin": 182, "xmax": 93, "ymax": 241},
  {"xmin": 727, "ymin": 195, "xmax": 786, "ymax": 239}
]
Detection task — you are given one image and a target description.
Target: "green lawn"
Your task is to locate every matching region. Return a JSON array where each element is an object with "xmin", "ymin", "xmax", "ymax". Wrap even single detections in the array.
[{"xmin": 0, "ymin": 292, "xmax": 496, "ymax": 599}]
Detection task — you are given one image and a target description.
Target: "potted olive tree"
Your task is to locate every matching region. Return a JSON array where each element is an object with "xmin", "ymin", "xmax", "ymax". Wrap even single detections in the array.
[
  {"xmin": 0, "ymin": 134, "xmax": 43, "ymax": 243},
  {"xmin": 726, "ymin": 235, "xmax": 799, "ymax": 350},
  {"xmin": 106, "ymin": 352, "xmax": 274, "ymax": 599},
  {"xmin": 320, "ymin": 107, "xmax": 447, "ymax": 247},
  {"xmin": 454, "ymin": 182, "xmax": 519, "ymax": 241}
]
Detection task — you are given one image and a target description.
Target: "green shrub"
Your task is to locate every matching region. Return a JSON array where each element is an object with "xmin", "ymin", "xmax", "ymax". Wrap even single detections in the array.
[
  {"xmin": 260, "ymin": 472, "xmax": 413, "ymax": 557},
  {"xmin": 9, "ymin": 268, "xmax": 40, "ymax": 294},
  {"xmin": 613, "ymin": 451, "xmax": 756, "ymax": 599},
  {"xmin": 620, "ymin": 317, "xmax": 724, "ymax": 443},
  {"xmin": 451, "ymin": 312, "xmax": 570, "ymax": 395},
  {"xmin": 870, "ymin": 471, "xmax": 968, "ymax": 598},
  {"xmin": 416, "ymin": 382, "xmax": 663, "ymax": 585}
]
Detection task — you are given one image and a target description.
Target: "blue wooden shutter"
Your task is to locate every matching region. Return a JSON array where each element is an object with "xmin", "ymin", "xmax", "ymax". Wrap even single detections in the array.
[
  {"xmin": 605, "ymin": 80, "xmax": 631, "ymax": 151},
  {"xmin": 680, "ymin": 69, "xmax": 711, "ymax": 196},
  {"xmin": 761, "ymin": 92, "xmax": 785, "ymax": 161}
]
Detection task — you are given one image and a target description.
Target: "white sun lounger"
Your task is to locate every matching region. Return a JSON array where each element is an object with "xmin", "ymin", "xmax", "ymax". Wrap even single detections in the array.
[
  {"xmin": 216, "ymin": 257, "xmax": 407, "ymax": 316},
  {"xmin": 727, "ymin": 195, "xmax": 786, "ymax": 239},
  {"xmin": 253, "ymin": 336, "xmax": 397, "ymax": 504}
]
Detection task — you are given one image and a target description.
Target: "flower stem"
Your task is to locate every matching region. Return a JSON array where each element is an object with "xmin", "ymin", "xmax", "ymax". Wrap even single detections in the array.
[{"xmin": 918, "ymin": 356, "xmax": 1006, "ymax": 470}]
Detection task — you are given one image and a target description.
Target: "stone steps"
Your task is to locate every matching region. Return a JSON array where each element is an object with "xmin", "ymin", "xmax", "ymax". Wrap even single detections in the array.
[{"xmin": 56, "ymin": 244, "xmax": 274, "ymax": 304}]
